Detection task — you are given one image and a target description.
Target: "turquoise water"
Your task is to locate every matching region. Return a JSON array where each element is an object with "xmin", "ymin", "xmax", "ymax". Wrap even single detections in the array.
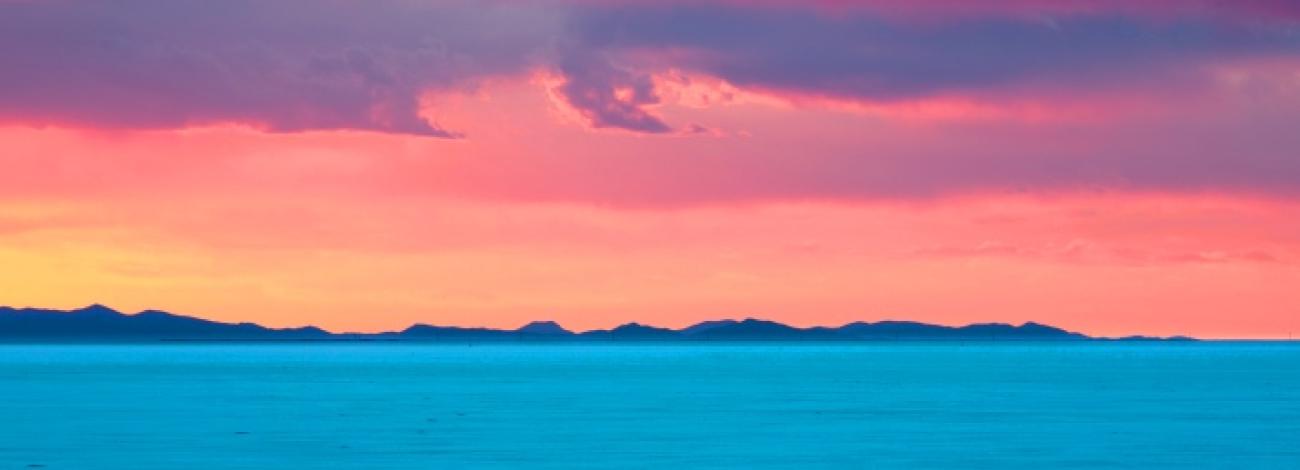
[{"xmin": 1, "ymin": 343, "xmax": 1297, "ymax": 469}]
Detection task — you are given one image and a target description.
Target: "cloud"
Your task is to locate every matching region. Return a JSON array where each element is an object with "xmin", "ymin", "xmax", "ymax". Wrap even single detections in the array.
[
  {"xmin": 553, "ymin": 52, "xmax": 672, "ymax": 133},
  {"xmin": 568, "ymin": 3, "xmax": 1299, "ymax": 103},
  {"xmin": 1, "ymin": 0, "xmax": 1297, "ymax": 136},
  {"xmin": 0, "ymin": 0, "xmax": 557, "ymax": 136}
]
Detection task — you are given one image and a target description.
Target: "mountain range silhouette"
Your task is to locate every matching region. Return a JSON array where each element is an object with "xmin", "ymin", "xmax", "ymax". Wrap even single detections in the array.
[{"xmin": 0, "ymin": 304, "xmax": 1193, "ymax": 342}]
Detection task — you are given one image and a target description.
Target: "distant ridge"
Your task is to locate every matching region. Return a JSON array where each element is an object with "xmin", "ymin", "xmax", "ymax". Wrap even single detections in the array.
[
  {"xmin": 0, "ymin": 304, "xmax": 331, "ymax": 341},
  {"xmin": 0, "ymin": 305, "xmax": 1195, "ymax": 342}
]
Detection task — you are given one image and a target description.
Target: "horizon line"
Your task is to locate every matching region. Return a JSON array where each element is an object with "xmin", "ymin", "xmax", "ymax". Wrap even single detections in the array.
[{"xmin": 0, "ymin": 303, "xmax": 1231, "ymax": 341}]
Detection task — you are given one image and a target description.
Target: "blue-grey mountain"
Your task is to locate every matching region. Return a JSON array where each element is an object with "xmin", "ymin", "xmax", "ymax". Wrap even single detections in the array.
[{"xmin": 0, "ymin": 305, "xmax": 1192, "ymax": 342}]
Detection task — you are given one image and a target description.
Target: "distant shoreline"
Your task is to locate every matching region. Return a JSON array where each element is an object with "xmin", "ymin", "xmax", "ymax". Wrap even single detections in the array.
[
  {"xmin": 5, "ymin": 338, "xmax": 1261, "ymax": 344},
  {"xmin": 1, "ymin": 304, "xmax": 1201, "ymax": 342}
]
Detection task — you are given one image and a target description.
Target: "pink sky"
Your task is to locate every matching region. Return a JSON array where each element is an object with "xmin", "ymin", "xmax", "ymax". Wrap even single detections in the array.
[{"xmin": 2, "ymin": 1, "xmax": 1298, "ymax": 338}]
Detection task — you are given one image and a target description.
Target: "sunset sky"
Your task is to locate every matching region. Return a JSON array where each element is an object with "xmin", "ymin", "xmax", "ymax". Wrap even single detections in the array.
[{"xmin": 3, "ymin": 0, "xmax": 1299, "ymax": 338}]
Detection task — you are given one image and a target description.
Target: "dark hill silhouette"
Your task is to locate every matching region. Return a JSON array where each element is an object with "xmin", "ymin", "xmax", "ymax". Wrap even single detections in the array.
[
  {"xmin": 516, "ymin": 321, "xmax": 572, "ymax": 336},
  {"xmin": 0, "ymin": 304, "xmax": 1191, "ymax": 342},
  {"xmin": 398, "ymin": 324, "xmax": 515, "ymax": 341},
  {"xmin": 680, "ymin": 319, "xmax": 739, "ymax": 335},
  {"xmin": 0, "ymin": 304, "xmax": 329, "ymax": 341},
  {"xmin": 836, "ymin": 320, "xmax": 1086, "ymax": 340},
  {"xmin": 685, "ymin": 318, "xmax": 841, "ymax": 341},
  {"xmin": 580, "ymin": 322, "xmax": 679, "ymax": 341}
]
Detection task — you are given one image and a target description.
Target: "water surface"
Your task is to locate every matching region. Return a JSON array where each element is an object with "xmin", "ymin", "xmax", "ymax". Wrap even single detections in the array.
[{"xmin": 1, "ymin": 343, "xmax": 1297, "ymax": 468}]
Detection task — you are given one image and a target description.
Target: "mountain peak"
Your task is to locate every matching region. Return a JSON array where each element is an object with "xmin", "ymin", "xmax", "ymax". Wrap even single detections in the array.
[
  {"xmin": 611, "ymin": 322, "xmax": 673, "ymax": 333},
  {"xmin": 681, "ymin": 319, "xmax": 738, "ymax": 335},
  {"xmin": 686, "ymin": 317, "xmax": 807, "ymax": 339},
  {"xmin": 74, "ymin": 304, "xmax": 121, "ymax": 316},
  {"xmin": 516, "ymin": 320, "xmax": 571, "ymax": 335}
]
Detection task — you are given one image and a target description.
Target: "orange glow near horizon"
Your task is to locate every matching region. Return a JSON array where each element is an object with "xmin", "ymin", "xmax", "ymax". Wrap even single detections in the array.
[
  {"xmin": 2, "ymin": 191, "xmax": 1298, "ymax": 339},
  {"xmin": 3, "ymin": 71, "xmax": 1299, "ymax": 340}
]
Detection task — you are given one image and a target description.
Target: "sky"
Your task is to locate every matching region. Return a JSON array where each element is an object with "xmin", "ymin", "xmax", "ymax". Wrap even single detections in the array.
[{"xmin": 2, "ymin": 0, "xmax": 1299, "ymax": 338}]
